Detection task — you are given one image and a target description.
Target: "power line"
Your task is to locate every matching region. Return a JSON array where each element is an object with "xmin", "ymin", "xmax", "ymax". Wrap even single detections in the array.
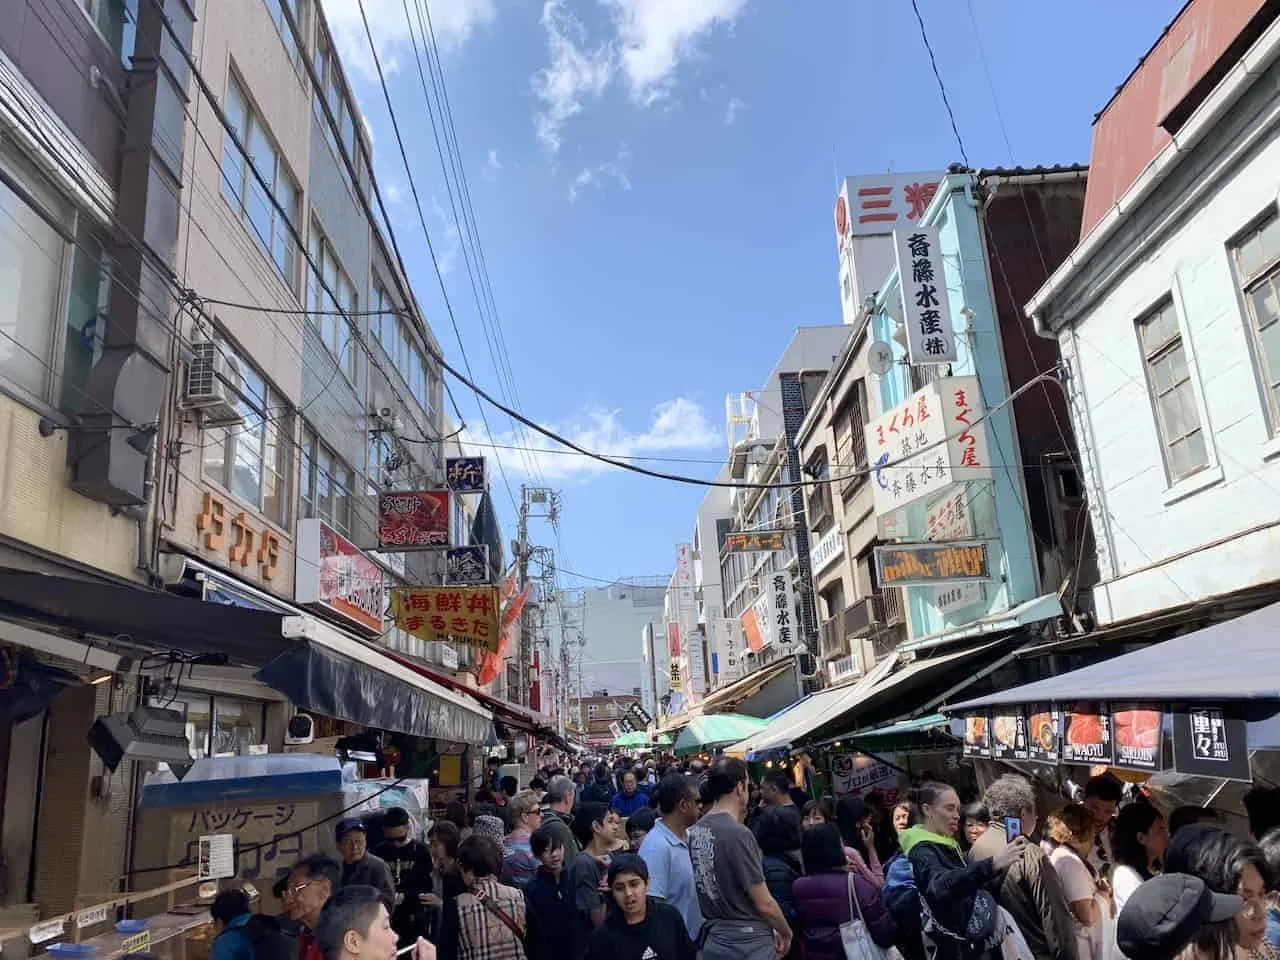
[{"xmin": 910, "ymin": 0, "xmax": 969, "ymax": 167}]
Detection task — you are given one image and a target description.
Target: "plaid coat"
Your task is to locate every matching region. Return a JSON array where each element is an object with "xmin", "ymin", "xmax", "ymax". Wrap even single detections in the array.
[{"xmin": 453, "ymin": 876, "xmax": 527, "ymax": 960}]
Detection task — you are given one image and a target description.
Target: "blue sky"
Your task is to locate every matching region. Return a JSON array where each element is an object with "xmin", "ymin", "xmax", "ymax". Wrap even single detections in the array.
[{"xmin": 322, "ymin": 0, "xmax": 1182, "ymax": 589}]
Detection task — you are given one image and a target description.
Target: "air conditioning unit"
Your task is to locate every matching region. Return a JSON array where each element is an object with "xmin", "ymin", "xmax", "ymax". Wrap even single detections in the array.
[{"xmin": 181, "ymin": 340, "xmax": 245, "ymax": 425}]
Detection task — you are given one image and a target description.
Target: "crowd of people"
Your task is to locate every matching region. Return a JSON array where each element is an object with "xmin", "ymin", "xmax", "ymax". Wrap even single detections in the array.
[{"xmin": 195, "ymin": 756, "xmax": 1280, "ymax": 960}]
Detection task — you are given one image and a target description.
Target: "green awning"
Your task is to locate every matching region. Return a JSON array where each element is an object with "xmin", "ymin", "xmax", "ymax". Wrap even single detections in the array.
[
  {"xmin": 815, "ymin": 713, "xmax": 957, "ymax": 754},
  {"xmin": 613, "ymin": 731, "xmax": 650, "ymax": 748},
  {"xmin": 674, "ymin": 713, "xmax": 768, "ymax": 757}
]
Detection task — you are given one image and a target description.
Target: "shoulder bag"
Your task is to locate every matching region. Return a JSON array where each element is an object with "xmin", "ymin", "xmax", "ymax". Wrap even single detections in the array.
[{"xmin": 841, "ymin": 872, "xmax": 904, "ymax": 960}]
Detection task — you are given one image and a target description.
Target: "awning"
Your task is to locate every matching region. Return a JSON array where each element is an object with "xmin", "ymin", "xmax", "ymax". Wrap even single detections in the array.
[
  {"xmin": 951, "ymin": 599, "xmax": 1280, "ymax": 713},
  {"xmin": 257, "ymin": 615, "xmax": 491, "ymax": 743},
  {"xmin": 701, "ymin": 656, "xmax": 798, "ymax": 715},
  {"xmin": 731, "ymin": 654, "xmax": 901, "ymax": 759},
  {"xmin": 380, "ymin": 648, "xmax": 553, "ymax": 734},
  {"xmin": 898, "ymin": 592, "xmax": 1063, "ymax": 654},
  {"xmin": 812, "ymin": 713, "xmax": 959, "ymax": 754},
  {"xmin": 0, "ymin": 567, "xmax": 291, "ymax": 665}
]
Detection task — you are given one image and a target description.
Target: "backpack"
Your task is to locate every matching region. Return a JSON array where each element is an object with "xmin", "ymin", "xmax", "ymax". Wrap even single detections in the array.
[
  {"xmin": 881, "ymin": 854, "xmax": 922, "ymax": 937},
  {"xmin": 243, "ymin": 913, "xmax": 299, "ymax": 960}
]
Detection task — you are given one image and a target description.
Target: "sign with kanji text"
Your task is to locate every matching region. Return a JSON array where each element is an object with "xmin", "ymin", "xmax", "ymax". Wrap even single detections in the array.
[
  {"xmin": 724, "ymin": 530, "xmax": 788, "ymax": 553},
  {"xmin": 925, "ymin": 490, "xmax": 984, "ymax": 614},
  {"xmin": 668, "ymin": 659, "xmax": 682, "ymax": 692},
  {"xmin": 667, "ymin": 621, "xmax": 681, "ymax": 657},
  {"xmin": 712, "ymin": 618, "xmax": 744, "ymax": 681},
  {"xmin": 1173, "ymin": 705, "xmax": 1251, "ymax": 782},
  {"xmin": 864, "ymin": 376, "xmax": 992, "ymax": 518},
  {"xmin": 875, "ymin": 542, "xmax": 991, "ymax": 587},
  {"xmin": 378, "ymin": 490, "xmax": 450, "ymax": 549},
  {"xmin": 769, "ymin": 572, "xmax": 797, "ymax": 651},
  {"xmin": 627, "ymin": 701, "xmax": 653, "ymax": 727},
  {"xmin": 836, "ymin": 173, "xmax": 944, "ymax": 242},
  {"xmin": 445, "ymin": 546, "xmax": 490, "ymax": 585},
  {"xmin": 894, "ymin": 225, "xmax": 956, "ymax": 363},
  {"xmin": 296, "ymin": 519, "xmax": 384, "ymax": 633},
  {"xmin": 391, "ymin": 586, "xmax": 501, "ymax": 653},
  {"xmin": 445, "ymin": 457, "xmax": 486, "ymax": 493}
]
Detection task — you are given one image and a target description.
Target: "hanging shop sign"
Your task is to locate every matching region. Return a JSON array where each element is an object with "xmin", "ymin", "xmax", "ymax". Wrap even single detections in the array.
[
  {"xmin": 295, "ymin": 519, "xmax": 385, "ymax": 633},
  {"xmin": 195, "ymin": 492, "xmax": 282, "ymax": 582},
  {"xmin": 445, "ymin": 546, "xmax": 490, "ymax": 585},
  {"xmin": 836, "ymin": 172, "xmax": 942, "ymax": 243},
  {"xmin": 378, "ymin": 490, "xmax": 450, "ymax": 549},
  {"xmin": 1027, "ymin": 704, "xmax": 1061, "ymax": 763},
  {"xmin": 724, "ymin": 530, "xmax": 788, "ymax": 553},
  {"xmin": 770, "ymin": 572, "xmax": 797, "ymax": 652},
  {"xmin": 864, "ymin": 377, "xmax": 992, "ymax": 518},
  {"xmin": 990, "ymin": 706, "xmax": 1030, "ymax": 762},
  {"xmin": 875, "ymin": 541, "xmax": 991, "ymax": 587},
  {"xmin": 667, "ymin": 621, "xmax": 681, "ymax": 658},
  {"xmin": 686, "ymin": 631, "xmax": 707, "ymax": 697},
  {"xmin": 926, "ymin": 490, "xmax": 985, "ymax": 613},
  {"xmin": 445, "ymin": 457, "xmax": 486, "ymax": 493},
  {"xmin": 894, "ymin": 225, "xmax": 956, "ymax": 364},
  {"xmin": 810, "ymin": 526, "xmax": 845, "ymax": 574},
  {"xmin": 1172, "ymin": 704, "xmax": 1251, "ymax": 782},
  {"xmin": 391, "ymin": 586, "xmax": 501, "ymax": 653},
  {"xmin": 608, "ymin": 721, "xmax": 623, "ymax": 739},
  {"xmin": 741, "ymin": 600, "xmax": 766, "ymax": 653},
  {"xmin": 440, "ymin": 644, "xmax": 459, "ymax": 670},
  {"xmin": 618, "ymin": 716, "xmax": 635, "ymax": 733},
  {"xmin": 713, "ymin": 617, "xmax": 744, "ymax": 682},
  {"xmin": 1062, "ymin": 702, "xmax": 1113, "ymax": 765},
  {"xmin": 627, "ymin": 701, "xmax": 653, "ymax": 727},
  {"xmin": 676, "ymin": 543, "xmax": 694, "ymax": 587},
  {"xmin": 1111, "ymin": 704, "xmax": 1164, "ymax": 772},
  {"xmin": 668, "ymin": 659, "xmax": 682, "ymax": 692},
  {"xmin": 831, "ymin": 753, "xmax": 899, "ymax": 797},
  {"xmin": 962, "ymin": 714, "xmax": 991, "ymax": 758}
]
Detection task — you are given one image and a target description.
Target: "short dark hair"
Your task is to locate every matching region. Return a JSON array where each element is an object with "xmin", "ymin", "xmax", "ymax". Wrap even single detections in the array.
[
  {"xmin": 457, "ymin": 835, "xmax": 502, "ymax": 878},
  {"xmin": 572, "ymin": 801, "xmax": 609, "ymax": 847},
  {"xmin": 755, "ymin": 806, "xmax": 802, "ymax": 856},
  {"xmin": 607, "ymin": 853, "xmax": 649, "ymax": 886},
  {"xmin": 383, "ymin": 807, "xmax": 411, "ymax": 829},
  {"xmin": 653, "ymin": 774, "xmax": 697, "ymax": 815},
  {"xmin": 1168, "ymin": 805, "xmax": 1220, "ymax": 835},
  {"xmin": 291, "ymin": 853, "xmax": 341, "ymax": 891},
  {"xmin": 314, "ymin": 885, "xmax": 385, "ymax": 960},
  {"xmin": 705, "ymin": 757, "xmax": 749, "ymax": 801},
  {"xmin": 529, "ymin": 776, "xmax": 547, "ymax": 791},
  {"xmin": 530, "ymin": 823, "xmax": 565, "ymax": 858},
  {"xmin": 211, "ymin": 888, "xmax": 250, "ymax": 924},
  {"xmin": 801, "ymin": 823, "xmax": 847, "ymax": 873},
  {"xmin": 802, "ymin": 798, "xmax": 833, "ymax": 824},
  {"xmin": 627, "ymin": 807, "xmax": 658, "ymax": 836},
  {"xmin": 1084, "ymin": 773, "xmax": 1123, "ymax": 804},
  {"xmin": 500, "ymin": 775, "xmax": 518, "ymax": 797},
  {"xmin": 1244, "ymin": 788, "xmax": 1280, "ymax": 840},
  {"xmin": 428, "ymin": 820, "xmax": 461, "ymax": 858},
  {"xmin": 760, "ymin": 769, "xmax": 791, "ymax": 794}
]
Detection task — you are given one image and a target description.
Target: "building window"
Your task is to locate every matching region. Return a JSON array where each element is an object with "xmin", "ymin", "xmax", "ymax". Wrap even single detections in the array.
[
  {"xmin": 372, "ymin": 292, "xmax": 437, "ymax": 420},
  {"xmin": 314, "ymin": 29, "xmax": 369, "ymax": 193},
  {"xmin": 1137, "ymin": 299, "xmax": 1207, "ymax": 482},
  {"xmin": 221, "ymin": 75, "xmax": 300, "ymax": 289},
  {"xmin": 300, "ymin": 425, "xmax": 356, "ymax": 536},
  {"xmin": 1232, "ymin": 211, "xmax": 1280, "ymax": 430},
  {"xmin": 201, "ymin": 345, "xmax": 291, "ymax": 526},
  {"xmin": 152, "ymin": 691, "xmax": 266, "ymax": 758},
  {"xmin": 262, "ymin": 0, "xmax": 307, "ymax": 66},
  {"xmin": 0, "ymin": 140, "xmax": 111, "ymax": 413},
  {"xmin": 306, "ymin": 223, "xmax": 359, "ymax": 382},
  {"xmin": 587, "ymin": 703, "xmax": 598, "ymax": 719},
  {"xmin": 81, "ymin": 0, "xmax": 138, "ymax": 63}
]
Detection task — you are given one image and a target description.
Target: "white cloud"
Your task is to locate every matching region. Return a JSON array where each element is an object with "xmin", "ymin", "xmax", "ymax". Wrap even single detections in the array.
[
  {"xmin": 319, "ymin": 0, "xmax": 496, "ymax": 83},
  {"xmin": 532, "ymin": 0, "xmax": 615, "ymax": 153},
  {"xmin": 724, "ymin": 96, "xmax": 745, "ymax": 124},
  {"xmin": 429, "ymin": 195, "xmax": 462, "ymax": 275},
  {"xmin": 568, "ymin": 147, "xmax": 632, "ymax": 200},
  {"xmin": 463, "ymin": 397, "xmax": 721, "ymax": 481},
  {"xmin": 486, "ymin": 148, "xmax": 502, "ymax": 171},
  {"xmin": 607, "ymin": 0, "xmax": 746, "ymax": 105}
]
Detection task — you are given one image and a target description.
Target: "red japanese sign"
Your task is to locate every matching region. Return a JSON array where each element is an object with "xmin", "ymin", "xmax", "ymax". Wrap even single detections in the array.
[
  {"xmin": 378, "ymin": 490, "xmax": 449, "ymax": 549},
  {"xmin": 391, "ymin": 586, "xmax": 501, "ymax": 653},
  {"xmin": 295, "ymin": 519, "xmax": 384, "ymax": 633},
  {"xmin": 837, "ymin": 172, "xmax": 945, "ymax": 239}
]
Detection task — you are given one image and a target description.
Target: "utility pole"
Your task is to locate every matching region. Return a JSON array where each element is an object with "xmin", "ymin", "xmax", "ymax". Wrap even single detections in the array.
[{"xmin": 513, "ymin": 485, "xmax": 559, "ymax": 708}]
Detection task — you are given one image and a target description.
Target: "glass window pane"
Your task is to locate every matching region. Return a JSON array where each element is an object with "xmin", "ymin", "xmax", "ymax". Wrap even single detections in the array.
[
  {"xmin": 1261, "ymin": 216, "xmax": 1280, "ymax": 270},
  {"xmin": 211, "ymin": 697, "xmax": 262, "ymax": 756},
  {"xmin": 1252, "ymin": 280, "xmax": 1280, "ymax": 329},
  {"xmin": 1239, "ymin": 230, "xmax": 1265, "ymax": 280},
  {"xmin": 317, "ymin": 447, "xmax": 332, "ymax": 516},
  {"xmin": 1259, "ymin": 317, "xmax": 1280, "ymax": 388},
  {"xmin": 159, "ymin": 692, "xmax": 212, "ymax": 759},
  {"xmin": 203, "ymin": 425, "xmax": 227, "ymax": 485},
  {"xmin": 62, "ymin": 226, "xmax": 109, "ymax": 413},
  {"xmin": 342, "ymin": 107, "xmax": 356, "ymax": 157}
]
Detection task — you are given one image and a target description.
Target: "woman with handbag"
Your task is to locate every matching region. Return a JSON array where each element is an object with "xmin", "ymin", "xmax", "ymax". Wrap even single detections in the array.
[
  {"xmin": 437, "ymin": 836, "xmax": 527, "ymax": 960},
  {"xmin": 794, "ymin": 824, "xmax": 899, "ymax": 960},
  {"xmin": 901, "ymin": 783, "xmax": 1027, "ymax": 960}
]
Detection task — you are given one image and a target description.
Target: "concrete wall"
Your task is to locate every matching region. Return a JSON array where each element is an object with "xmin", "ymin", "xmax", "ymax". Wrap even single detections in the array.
[{"xmin": 1051, "ymin": 65, "xmax": 1280, "ymax": 624}]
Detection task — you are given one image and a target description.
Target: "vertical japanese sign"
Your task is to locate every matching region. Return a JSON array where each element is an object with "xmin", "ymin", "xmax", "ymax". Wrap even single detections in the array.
[
  {"xmin": 742, "ymin": 593, "xmax": 769, "ymax": 652},
  {"xmin": 712, "ymin": 618, "xmax": 743, "ymax": 682},
  {"xmin": 686, "ymin": 631, "xmax": 707, "ymax": 697},
  {"xmin": 770, "ymin": 572, "xmax": 797, "ymax": 652},
  {"xmin": 1173, "ymin": 705, "xmax": 1251, "ymax": 781},
  {"xmin": 668, "ymin": 659, "xmax": 682, "ymax": 692},
  {"xmin": 1062, "ymin": 702, "xmax": 1113, "ymax": 765},
  {"xmin": 667, "ymin": 621, "xmax": 682, "ymax": 658},
  {"xmin": 1112, "ymin": 704, "xmax": 1164, "ymax": 772},
  {"xmin": 894, "ymin": 225, "xmax": 955, "ymax": 364}
]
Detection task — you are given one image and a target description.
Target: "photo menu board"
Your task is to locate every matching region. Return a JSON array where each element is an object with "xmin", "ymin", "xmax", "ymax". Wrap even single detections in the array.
[
  {"xmin": 1062, "ymin": 702, "xmax": 1113, "ymax": 766},
  {"xmin": 1026, "ymin": 704, "xmax": 1061, "ymax": 763},
  {"xmin": 990, "ymin": 706, "xmax": 1029, "ymax": 762},
  {"xmin": 1111, "ymin": 704, "xmax": 1164, "ymax": 772},
  {"xmin": 962, "ymin": 714, "xmax": 991, "ymax": 758}
]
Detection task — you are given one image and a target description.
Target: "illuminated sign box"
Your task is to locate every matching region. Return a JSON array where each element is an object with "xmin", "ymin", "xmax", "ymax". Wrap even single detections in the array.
[{"xmin": 874, "ymin": 541, "xmax": 992, "ymax": 587}]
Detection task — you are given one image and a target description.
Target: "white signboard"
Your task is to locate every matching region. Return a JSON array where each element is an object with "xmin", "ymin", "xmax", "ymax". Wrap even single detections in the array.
[
  {"xmin": 925, "ymin": 491, "xmax": 985, "ymax": 614},
  {"xmin": 894, "ymin": 225, "xmax": 956, "ymax": 364},
  {"xmin": 768, "ymin": 570, "xmax": 798, "ymax": 652},
  {"xmin": 685, "ymin": 633, "xmax": 707, "ymax": 697},
  {"xmin": 675, "ymin": 543, "xmax": 693, "ymax": 588},
  {"xmin": 831, "ymin": 754, "xmax": 899, "ymax": 797},
  {"xmin": 199, "ymin": 833, "xmax": 236, "ymax": 880},
  {"xmin": 441, "ymin": 644, "xmax": 459, "ymax": 670},
  {"xmin": 864, "ymin": 376, "xmax": 992, "ymax": 518},
  {"xmin": 810, "ymin": 526, "xmax": 844, "ymax": 574},
  {"xmin": 836, "ymin": 173, "xmax": 943, "ymax": 243},
  {"xmin": 712, "ymin": 618, "xmax": 744, "ymax": 683}
]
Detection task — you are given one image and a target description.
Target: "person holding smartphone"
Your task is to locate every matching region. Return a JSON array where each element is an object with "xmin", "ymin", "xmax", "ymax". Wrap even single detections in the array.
[{"xmin": 969, "ymin": 775, "xmax": 1080, "ymax": 960}]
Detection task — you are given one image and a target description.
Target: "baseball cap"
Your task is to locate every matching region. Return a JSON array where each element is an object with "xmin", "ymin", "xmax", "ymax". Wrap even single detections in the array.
[
  {"xmin": 335, "ymin": 817, "xmax": 367, "ymax": 841},
  {"xmin": 1116, "ymin": 873, "xmax": 1242, "ymax": 960}
]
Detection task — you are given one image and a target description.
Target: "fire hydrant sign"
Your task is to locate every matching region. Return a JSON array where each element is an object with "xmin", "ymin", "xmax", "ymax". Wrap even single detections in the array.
[{"xmin": 199, "ymin": 833, "xmax": 236, "ymax": 880}]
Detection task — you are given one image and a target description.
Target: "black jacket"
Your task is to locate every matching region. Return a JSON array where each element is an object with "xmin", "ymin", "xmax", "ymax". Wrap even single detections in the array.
[
  {"xmin": 907, "ymin": 838, "xmax": 996, "ymax": 960},
  {"xmin": 762, "ymin": 852, "xmax": 802, "ymax": 926},
  {"xmin": 341, "ymin": 853, "xmax": 398, "ymax": 912},
  {"xmin": 524, "ymin": 867, "xmax": 575, "ymax": 960},
  {"xmin": 585, "ymin": 899, "xmax": 695, "ymax": 960},
  {"xmin": 373, "ymin": 839, "xmax": 434, "ymax": 942}
]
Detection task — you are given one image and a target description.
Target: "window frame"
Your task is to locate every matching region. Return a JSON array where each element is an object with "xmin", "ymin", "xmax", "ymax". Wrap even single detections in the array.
[
  {"xmin": 306, "ymin": 220, "xmax": 360, "ymax": 384},
  {"xmin": 220, "ymin": 72, "xmax": 300, "ymax": 292},
  {"xmin": 261, "ymin": 0, "xmax": 308, "ymax": 68},
  {"xmin": 1135, "ymin": 297, "xmax": 1209, "ymax": 484},
  {"xmin": 1230, "ymin": 206, "xmax": 1280, "ymax": 433},
  {"xmin": 313, "ymin": 26, "xmax": 370, "ymax": 197},
  {"xmin": 200, "ymin": 341, "xmax": 292, "ymax": 528},
  {"xmin": 299, "ymin": 424, "xmax": 357, "ymax": 537}
]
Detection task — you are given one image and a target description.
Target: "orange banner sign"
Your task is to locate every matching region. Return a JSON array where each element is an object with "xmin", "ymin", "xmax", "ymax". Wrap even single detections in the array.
[{"xmin": 391, "ymin": 587, "xmax": 501, "ymax": 653}]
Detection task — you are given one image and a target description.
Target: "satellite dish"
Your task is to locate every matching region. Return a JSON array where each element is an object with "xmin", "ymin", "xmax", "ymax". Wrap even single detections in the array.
[{"xmin": 867, "ymin": 341, "xmax": 894, "ymax": 376}]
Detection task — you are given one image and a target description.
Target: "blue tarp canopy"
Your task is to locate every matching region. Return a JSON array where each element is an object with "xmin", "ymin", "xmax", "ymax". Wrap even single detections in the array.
[{"xmin": 952, "ymin": 600, "xmax": 1280, "ymax": 713}]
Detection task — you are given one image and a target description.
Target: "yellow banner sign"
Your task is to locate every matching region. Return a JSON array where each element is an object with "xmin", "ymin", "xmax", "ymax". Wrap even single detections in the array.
[{"xmin": 391, "ymin": 587, "xmax": 501, "ymax": 653}]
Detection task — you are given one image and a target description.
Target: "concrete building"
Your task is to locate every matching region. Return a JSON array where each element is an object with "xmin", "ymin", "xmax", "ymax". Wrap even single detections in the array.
[
  {"xmin": 572, "ymin": 581, "xmax": 666, "ymax": 697},
  {"xmin": 567, "ymin": 692, "xmax": 643, "ymax": 749},
  {"xmin": 1028, "ymin": 0, "xmax": 1280, "ymax": 630}
]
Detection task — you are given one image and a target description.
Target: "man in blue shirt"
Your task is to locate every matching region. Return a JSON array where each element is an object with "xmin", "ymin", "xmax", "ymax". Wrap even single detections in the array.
[
  {"xmin": 637, "ymin": 773, "xmax": 703, "ymax": 939},
  {"xmin": 610, "ymin": 771, "xmax": 650, "ymax": 818}
]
